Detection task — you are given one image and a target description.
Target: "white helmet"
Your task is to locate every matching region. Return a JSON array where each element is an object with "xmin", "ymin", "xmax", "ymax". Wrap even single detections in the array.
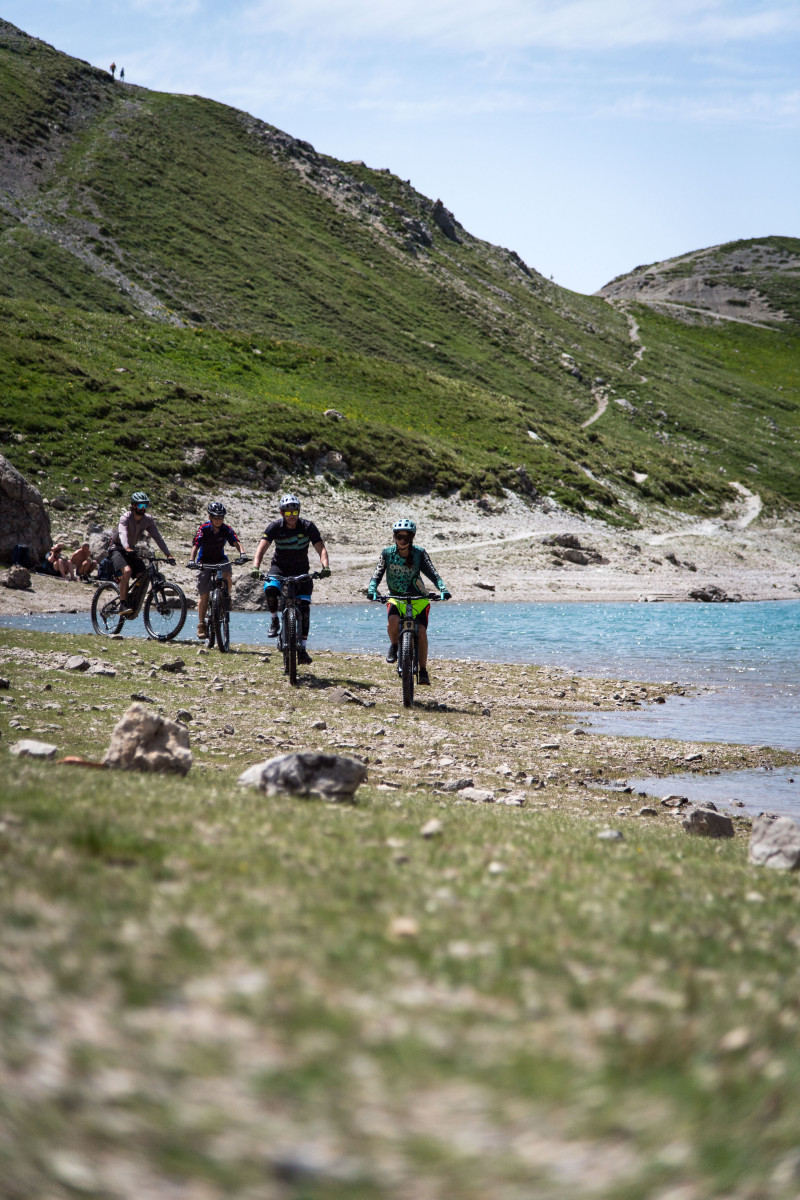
[
  {"xmin": 279, "ymin": 494, "xmax": 300, "ymax": 511},
  {"xmin": 392, "ymin": 518, "xmax": 416, "ymax": 534}
]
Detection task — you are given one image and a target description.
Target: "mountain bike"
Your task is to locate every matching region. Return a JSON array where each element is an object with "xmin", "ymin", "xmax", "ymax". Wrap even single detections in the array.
[
  {"xmin": 186, "ymin": 556, "xmax": 249, "ymax": 652},
  {"xmin": 254, "ymin": 570, "xmax": 325, "ymax": 684},
  {"xmin": 91, "ymin": 552, "xmax": 187, "ymax": 641},
  {"xmin": 373, "ymin": 591, "xmax": 442, "ymax": 708}
]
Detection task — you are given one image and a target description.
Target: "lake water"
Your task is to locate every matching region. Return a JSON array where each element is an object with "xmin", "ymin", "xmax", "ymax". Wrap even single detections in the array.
[{"xmin": 3, "ymin": 600, "xmax": 800, "ymax": 756}]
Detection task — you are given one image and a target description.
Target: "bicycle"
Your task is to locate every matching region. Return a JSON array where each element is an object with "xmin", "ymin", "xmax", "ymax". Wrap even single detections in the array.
[
  {"xmin": 186, "ymin": 556, "xmax": 249, "ymax": 652},
  {"xmin": 253, "ymin": 570, "xmax": 326, "ymax": 684},
  {"xmin": 91, "ymin": 551, "xmax": 187, "ymax": 641},
  {"xmin": 372, "ymin": 591, "xmax": 443, "ymax": 708}
]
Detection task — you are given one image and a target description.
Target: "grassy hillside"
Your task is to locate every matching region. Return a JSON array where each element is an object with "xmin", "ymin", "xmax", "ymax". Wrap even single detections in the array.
[{"xmin": 1, "ymin": 19, "xmax": 799, "ymax": 525}]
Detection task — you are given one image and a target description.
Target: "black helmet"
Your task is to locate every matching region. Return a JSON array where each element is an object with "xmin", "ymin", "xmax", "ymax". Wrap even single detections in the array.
[{"xmin": 207, "ymin": 501, "xmax": 226, "ymax": 518}]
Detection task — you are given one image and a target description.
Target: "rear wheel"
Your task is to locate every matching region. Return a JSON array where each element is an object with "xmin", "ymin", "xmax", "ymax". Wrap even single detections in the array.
[
  {"xmin": 400, "ymin": 630, "xmax": 415, "ymax": 708},
  {"xmin": 284, "ymin": 607, "xmax": 298, "ymax": 685},
  {"xmin": 91, "ymin": 582, "xmax": 124, "ymax": 635},
  {"xmin": 143, "ymin": 581, "xmax": 187, "ymax": 641}
]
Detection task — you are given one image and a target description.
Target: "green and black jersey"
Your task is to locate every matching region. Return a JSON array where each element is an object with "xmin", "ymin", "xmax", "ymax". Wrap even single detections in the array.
[
  {"xmin": 369, "ymin": 544, "xmax": 446, "ymax": 597},
  {"xmin": 262, "ymin": 517, "xmax": 321, "ymax": 576}
]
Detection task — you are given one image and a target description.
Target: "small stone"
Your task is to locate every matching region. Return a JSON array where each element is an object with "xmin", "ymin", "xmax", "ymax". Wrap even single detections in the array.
[
  {"xmin": 458, "ymin": 787, "xmax": 495, "ymax": 804},
  {"xmin": 311, "ymin": 720, "xmax": 327, "ymax": 731},
  {"xmin": 159, "ymin": 659, "xmax": 185, "ymax": 673},
  {"xmin": 9, "ymin": 739, "xmax": 57, "ymax": 760},
  {"xmin": 89, "ymin": 664, "xmax": 116, "ymax": 677},
  {"xmin": 496, "ymin": 764, "xmax": 513, "ymax": 776},
  {"xmin": 540, "ymin": 742, "xmax": 560, "ymax": 751},
  {"xmin": 176, "ymin": 709, "xmax": 192, "ymax": 723},
  {"xmin": 438, "ymin": 777, "xmax": 473, "ymax": 792},
  {"xmin": 420, "ymin": 818, "xmax": 443, "ymax": 838},
  {"xmin": 682, "ymin": 807, "xmax": 734, "ymax": 838},
  {"xmin": 661, "ymin": 794, "xmax": 690, "ymax": 808},
  {"xmin": 502, "ymin": 793, "xmax": 526, "ymax": 806},
  {"xmin": 238, "ymin": 752, "xmax": 367, "ymax": 801},
  {"xmin": 718, "ymin": 1027, "xmax": 751, "ymax": 1053},
  {"xmin": 597, "ymin": 829, "xmax": 624, "ymax": 841},
  {"xmin": 637, "ymin": 806, "xmax": 659, "ymax": 817},
  {"xmin": 388, "ymin": 916, "xmax": 419, "ymax": 939},
  {"xmin": 685, "ymin": 752, "xmax": 703, "ymax": 763},
  {"xmin": 487, "ymin": 861, "xmax": 506, "ymax": 874},
  {"xmin": 0, "ymin": 678, "xmax": 9, "ymax": 690},
  {"xmin": 130, "ymin": 693, "xmax": 155, "ymax": 703},
  {"xmin": 569, "ymin": 727, "xmax": 588, "ymax": 736},
  {"xmin": 64, "ymin": 656, "xmax": 90, "ymax": 671}
]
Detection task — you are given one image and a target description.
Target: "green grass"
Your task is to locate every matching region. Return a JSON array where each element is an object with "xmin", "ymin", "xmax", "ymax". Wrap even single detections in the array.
[
  {"xmin": 3, "ymin": 21, "xmax": 800, "ymax": 524},
  {"xmin": 1, "ymin": 628, "xmax": 799, "ymax": 1196}
]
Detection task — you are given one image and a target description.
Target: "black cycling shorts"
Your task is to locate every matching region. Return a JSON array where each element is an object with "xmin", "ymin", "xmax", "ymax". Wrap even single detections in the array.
[{"xmin": 109, "ymin": 547, "xmax": 145, "ymax": 578}]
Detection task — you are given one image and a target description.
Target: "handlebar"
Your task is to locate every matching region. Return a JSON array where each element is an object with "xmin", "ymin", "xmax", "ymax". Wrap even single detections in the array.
[
  {"xmin": 187, "ymin": 556, "xmax": 249, "ymax": 570},
  {"xmin": 373, "ymin": 591, "xmax": 442, "ymax": 603},
  {"xmin": 250, "ymin": 570, "xmax": 327, "ymax": 581}
]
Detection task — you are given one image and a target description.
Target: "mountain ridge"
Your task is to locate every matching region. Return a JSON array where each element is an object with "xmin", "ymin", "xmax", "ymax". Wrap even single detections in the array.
[{"xmin": 1, "ymin": 18, "xmax": 799, "ymax": 528}]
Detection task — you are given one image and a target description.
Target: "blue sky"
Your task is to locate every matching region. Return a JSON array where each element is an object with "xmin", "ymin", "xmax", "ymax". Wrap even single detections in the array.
[{"xmin": 6, "ymin": 0, "xmax": 799, "ymax": 293}]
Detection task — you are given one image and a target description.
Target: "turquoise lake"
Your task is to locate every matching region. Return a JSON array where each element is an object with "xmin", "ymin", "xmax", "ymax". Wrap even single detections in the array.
[{"xmin": 3, "ymin": 599, "xmax": 800, "ymax": 753}]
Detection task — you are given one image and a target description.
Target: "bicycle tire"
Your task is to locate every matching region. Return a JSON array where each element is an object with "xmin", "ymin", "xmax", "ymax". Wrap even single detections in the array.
[
  {"xmin": 91, "ymin": 582, "xmax": 124, "ymax": 635},
  {"xmin": 143, "ymin": 581, "xmax": 187, "ymax": 641},
  {"xmin": 207, "ymin": 590, "xmax": 219, "ymax": 649},
  {"xmin": 215, "ymin": 589, "xmax": 230, "ymax": 653},
  {"xmin": 400, "ymin": 630, "xmax": 415, "ymax": 708},
  {"xmin": 285, "ymin": 607, "xmax": 298, "ymax": 685}
]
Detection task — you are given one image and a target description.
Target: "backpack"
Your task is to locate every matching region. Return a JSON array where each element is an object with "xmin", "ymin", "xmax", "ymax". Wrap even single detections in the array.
[
  {"xmin": 97, "ymin": 556, "xmax": 115, "ymax": 581},
  {"xmin": 12, "ymin": 544, "xmax": 33, "ymax": 569}
]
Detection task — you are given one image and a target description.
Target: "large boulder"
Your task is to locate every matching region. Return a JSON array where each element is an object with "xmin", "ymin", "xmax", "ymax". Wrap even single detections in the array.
[
  {"xmin": 1, "ymin": 565, "xmax": 31, "ymax": 590},
  {"xmin": 238, "ymin": 752, "xmax": 367, "ymax": 801},
  {"xmin": 0, "ymin": 454, "xmax": 51, "ymax": 565},
  {"xmin": 102, "ymin": 703, "xmax": 192, "ymax": 775},
  {"xmin": 231, "ymin": 575, "xmax": 270, "ymax": 611},
  {"xmin": 748, "ymin": 815, "xmax": 800, "ymax": 871},
  {"xmin": 682, "ymin": 806, "xmax": 735, "ymax": 838}
]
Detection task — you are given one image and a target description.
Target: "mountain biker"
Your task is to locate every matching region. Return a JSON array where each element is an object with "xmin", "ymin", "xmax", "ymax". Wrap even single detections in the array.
[
  {"xmin": 109, "ymin": 491, "xmax": 175, "ymax": 616},
  {"xmin": 189, "ymin": 501, "xmax": 245, "ymax": 640},
  {"xmin": 367, "ymin": 518, "xmax": 451, "ymax": 685},
  {"xmin": 252, "ymin": 494, "xmax": 330, "ymax": 664}
]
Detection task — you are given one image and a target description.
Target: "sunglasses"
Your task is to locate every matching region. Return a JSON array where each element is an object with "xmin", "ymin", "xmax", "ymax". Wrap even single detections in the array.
[
  {"xmin": 282, "ymin": 509, "xmax": 300, "ymax": 516},
  {"xmin": 134, "ymin": 503, "xmax": 149, "ymax": 511},
  {"xmin": 394, "ymin": 532, "xmax": 412, "ymax": 541}
]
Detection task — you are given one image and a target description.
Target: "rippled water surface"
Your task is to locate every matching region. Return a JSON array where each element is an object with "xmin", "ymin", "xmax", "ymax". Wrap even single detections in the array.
[{"xmin": 3, "ymin": 600, "xmax": 800, "ymax": 750}]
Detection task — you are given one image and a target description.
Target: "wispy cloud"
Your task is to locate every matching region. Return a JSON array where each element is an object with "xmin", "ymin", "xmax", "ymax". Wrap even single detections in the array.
[{"xmin": 242, "ymin": 0, "xmax": 800, "ymax": 52}]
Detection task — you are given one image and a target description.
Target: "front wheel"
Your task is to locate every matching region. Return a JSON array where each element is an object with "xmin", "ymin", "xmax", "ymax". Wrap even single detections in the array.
[
  {"xmin": 143, "ymin": 581, "xmax": 187, "ymax": 641},
  {"xmin": 400, "ymin": 629, "xmax": 415, "ymax": 708},
  {"xmin": 211, "ymin": 588, "xmax": 230, "ymax": 653},
  {"xmin": 91, "ymin": 582, "xmax": 124, "ymax": 635},
  {"xmin": 284, "ymin": 607, "xmax": 298, "ymax": 684}
]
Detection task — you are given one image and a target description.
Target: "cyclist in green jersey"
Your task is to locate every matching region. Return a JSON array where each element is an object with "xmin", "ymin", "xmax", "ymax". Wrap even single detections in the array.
[{"xmin": 367, "ymin": 518, "xmax": 451, "ymax": 685}]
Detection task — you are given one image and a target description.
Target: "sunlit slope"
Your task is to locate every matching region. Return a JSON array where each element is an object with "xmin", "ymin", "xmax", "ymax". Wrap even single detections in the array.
[{"xmin": 1, "ymin": 19, "xmax": 798, "ymax": 520}]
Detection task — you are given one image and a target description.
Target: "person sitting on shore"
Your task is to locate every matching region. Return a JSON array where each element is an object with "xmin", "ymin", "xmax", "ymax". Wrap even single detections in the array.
[
  {"xmin": 366, "ymin": 517, "xmax": 451, "ymax": 685},
  {"xmin": 70, "ymin": 542, "xmax": 97, "ymax": 581},
  {"xmin": 44, "ymin": 544, "xmax": 76, "ymax": 580}
]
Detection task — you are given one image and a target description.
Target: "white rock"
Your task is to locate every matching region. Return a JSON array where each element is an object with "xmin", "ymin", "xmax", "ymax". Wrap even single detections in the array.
[
  {"xmin": 9, "ymin": 739, "xmax": 57, "ymax": 760},
  {"xmin": 597, "ymin": 829, "xmax": 624, "ymax": 841},
  {"xmin": 102, "ymin": 704, "xmax": 192, "ymax": 775},
  {"xmin": 64, "ymin": 656, "xmax": 90, "ymax": 671},
  {"xmin": 458, "ymin": 786, "xmax": 495, "ymax": 803},
  {"xmin": 420, "ymin": 818, "xmax": 443, "ymax": 838},
  {"xmin": 749, "ymin": 814, "xmax": 800, "ymax": 870}
]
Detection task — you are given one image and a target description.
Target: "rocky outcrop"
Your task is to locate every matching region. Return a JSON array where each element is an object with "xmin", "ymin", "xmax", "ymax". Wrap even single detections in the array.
[
  {"xmin": 102, "ymin": 703, "xmax": 192, "ymax": 775},
  {"xmin": 238, "ymin": 752, "xmax": 367, "ymax": 801},
  {"xmin": 0, "ymin": 454, "xmax": 51, "ymax": 565}
]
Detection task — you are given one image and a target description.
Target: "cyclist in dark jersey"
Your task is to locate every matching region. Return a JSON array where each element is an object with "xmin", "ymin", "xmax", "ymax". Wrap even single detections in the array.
[
  {"xmin": 252, "ymin": 494, "xmax": 330, "ymax": 664},
  {"xmin": 367, "ymin": 517, "xmax": 450, "ymax": 685},
  {"xmin": 189, "ymin": 501, "xmax": 245, "ymax": 640}
]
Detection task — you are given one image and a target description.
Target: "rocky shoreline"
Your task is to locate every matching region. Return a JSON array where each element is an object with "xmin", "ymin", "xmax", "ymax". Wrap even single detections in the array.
[{"xmin": 3, "ymin": 479, "xmax": 799, "ymax": 617}]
